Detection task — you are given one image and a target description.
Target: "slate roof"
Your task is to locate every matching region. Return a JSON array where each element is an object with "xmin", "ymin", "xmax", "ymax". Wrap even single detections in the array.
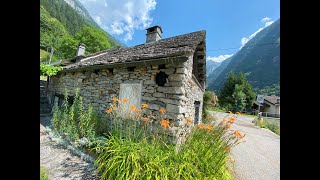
[
  {"xmin": 264, "ymin": 96, "xmax": 280, "ymax": 105},
  {"xmin": 62, "ymin": 30, "xmax": 206, "ymax": 70}
]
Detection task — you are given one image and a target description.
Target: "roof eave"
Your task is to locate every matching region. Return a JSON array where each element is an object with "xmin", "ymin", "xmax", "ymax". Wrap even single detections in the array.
[{"xmin": 58, "ymin": 55, "xmax": 190, "ymax": 73}]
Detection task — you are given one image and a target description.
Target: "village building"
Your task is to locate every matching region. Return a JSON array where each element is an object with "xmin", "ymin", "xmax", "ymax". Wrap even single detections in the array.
[{"xmin": 48, "ymin": 26, "xmax": 206, "ymax": 139}]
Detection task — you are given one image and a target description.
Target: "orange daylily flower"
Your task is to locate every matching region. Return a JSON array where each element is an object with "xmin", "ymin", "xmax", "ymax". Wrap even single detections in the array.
[
  {"xmin": 185, "ymin": 118, "xmax": 192, "ymax": 124},
  {"xmin": 129, "ymin": 105, "xmax": 136, "ymax": 111},
  {"xmin": 228, "ymin": 117, "xmax": 235, "ymax": 124},
  {"xmin": 142, "ymin": 117, "xmax": 149, "ymax": 123},
  {"xmin": 161, "ymin": 119, "xmax": 170, "ymax": 128},
  {"xmin": 234, "ymin": 130, "xmax": 244, "ymax": 138},
  {"xmin": 207, "ymin": 125, "xmax": 213, "ymax": 130},
  {"xmin": 160, "ymin": 108, "xmax": 166, "ymax": 114},
  {"xmin": 141, "ymin": 104, "xmax": 148, "ymax": 108},
  {"xmin": 198, "ymin": 123, "xmax": 206, "ymax": 129},
  {"xmin": 122, "ymin": 98, "xmax": 128, "ymax": 103},
  {"xmin": 225, "ymin": 124, "xmax": 231, "ymax": 128},
  {"xmin": 105, "ymin": 108, "xmax": 112, "ymax": 113},
  {"xmin": 112, "ymin": 97, "xmax": 118, "ymax": 103},
  {"xmin": 228, "ymin": 111, "xmax": 233, "ymax": 114}
]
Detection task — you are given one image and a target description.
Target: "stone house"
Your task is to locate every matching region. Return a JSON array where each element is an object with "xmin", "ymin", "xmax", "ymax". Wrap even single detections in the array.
[{"xmin": 48, "ymin": 26, "xmax": 206, "ymax": 137}]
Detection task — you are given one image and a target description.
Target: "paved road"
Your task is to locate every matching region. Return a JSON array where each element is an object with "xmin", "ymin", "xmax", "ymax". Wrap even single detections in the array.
[
  {"xmin": 211, "ymin": 111, "xmax": 280, "ymax": 180},
  {"xmin": 40, "ymin": 116, "xmax": 99, "ymax": 180}
]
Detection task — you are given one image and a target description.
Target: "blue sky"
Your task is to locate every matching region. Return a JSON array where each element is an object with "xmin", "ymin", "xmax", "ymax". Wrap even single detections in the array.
[{"xmin": 79, "ymin": 0, "xmax": 279, "ymax": 62}]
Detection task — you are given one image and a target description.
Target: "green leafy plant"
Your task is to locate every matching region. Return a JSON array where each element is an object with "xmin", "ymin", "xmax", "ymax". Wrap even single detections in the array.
[
  {"xmin": 52, "ymin": 88, "xmax": 97, "ymax": 143},
  {"xmin": 40, "ymin": 64, "xmax": 62, "ymax": 77}
]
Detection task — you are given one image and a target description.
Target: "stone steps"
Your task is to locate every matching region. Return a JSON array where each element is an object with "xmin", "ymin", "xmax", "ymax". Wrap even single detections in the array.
[{"xmin": 40, "ymin": 80, "xmax": 52, "ymax": 115}]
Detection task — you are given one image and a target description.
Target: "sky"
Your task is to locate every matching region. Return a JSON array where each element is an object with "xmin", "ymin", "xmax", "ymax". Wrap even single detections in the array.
[{"xmin": 79, "ymin": 0, "xmax": 280, "ymax": 62}]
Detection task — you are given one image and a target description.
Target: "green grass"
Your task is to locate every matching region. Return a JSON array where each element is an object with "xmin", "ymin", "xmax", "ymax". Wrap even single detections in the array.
[
  {"xmin": 40, "ymin": 166, "xmax": 49, "ymax": 180},
  {"xmin": 242, "ymin": 114, "xmax": 258, "ymax": 118},
  {"xmin": 40, "ymin": 49, "xmax": 49, "ymax": 59},
  {"xmin": 40, "ymin": 49, "xmax": 58, "ymax": 62}
]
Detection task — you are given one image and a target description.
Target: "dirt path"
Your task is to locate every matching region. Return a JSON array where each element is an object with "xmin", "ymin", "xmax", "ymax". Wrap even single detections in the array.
[
  {"xmin": 40, "ymin": 116, "xmax": 99, "ymax": 180},
  {"xmin": 211, "ymin": 111, "xmax": 280, "ymax": 180}
]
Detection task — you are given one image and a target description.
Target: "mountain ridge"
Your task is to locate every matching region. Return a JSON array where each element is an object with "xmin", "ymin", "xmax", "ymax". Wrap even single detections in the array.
[{"xmin": 207, "ymin": 18, "xmax": 280, "ymax": 95}]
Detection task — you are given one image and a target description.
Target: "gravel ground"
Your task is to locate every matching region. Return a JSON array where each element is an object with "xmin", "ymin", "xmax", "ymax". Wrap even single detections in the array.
[
  {"xmin": 211, "ymin": 112, "xmax": 280, "ymax": 180},
  {"xmin": 40, "ymin": 116, "xmax": 99, "ymax": 180}
]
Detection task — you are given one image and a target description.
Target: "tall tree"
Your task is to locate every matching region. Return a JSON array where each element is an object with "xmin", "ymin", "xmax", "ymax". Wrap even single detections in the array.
[
  {"xmin": 74, "ymin": 26, "xmax": 111, "ymax": 55},
  {"xmin": 218, "ymin": 71, "xmax": 256, "ymax": 111}
]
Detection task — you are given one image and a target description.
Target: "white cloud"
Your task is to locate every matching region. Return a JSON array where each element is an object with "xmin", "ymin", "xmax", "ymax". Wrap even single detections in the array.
[
  {"xmin": 95, "ymin": 16, "xmax": 102, "ymax": 25},
  {"xmin": 80, "ymin": 0, "xmax": 157, "ymax": 42},
  {"xmin": 261, "ymin": 17, "xmax": 271, "ymax": 22},
  {"xmin": 240, "ymin": 17, "xmax": 275, "ymax": 48},
  {"xmin": 207, "ymin": 54, "xmax": 233, "ymax": 62}
]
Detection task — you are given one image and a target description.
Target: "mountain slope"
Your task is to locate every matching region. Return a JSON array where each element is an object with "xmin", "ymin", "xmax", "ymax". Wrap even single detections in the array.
[
  {"xmin": 206, "ymin": 60, "xmax": 221, "ymax": 77},
  {"xmin": 40, "ymin": 0, "xmax": 123, "ymax": 48},
  {"xmin": 207, "ymin": 57, "xmax": 232, "ymax": 82},
  {"xmin": 208, "ymin": 18, "xmax": 280, "ymax": 95}
]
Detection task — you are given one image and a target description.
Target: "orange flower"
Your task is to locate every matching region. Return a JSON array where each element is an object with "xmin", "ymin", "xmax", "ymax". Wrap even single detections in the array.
[
  {"xmin": 198, "ymin": 123, "xmax": 206, "ymax": 129},
  {"xmin": 160, "ymin": 108, "xmax": 166, "ymax": 114},
  {"xmin": 185, "ymin": 118, "xmax": 192, "ymax": 124},
  {"xmin": 112, "ymin": 97, "xmax": 118, "ymax": 103},
  {"xmin": 207, "ymin": 125, "xmax": 213, "ymax": 130},
  {"xmin": 222, "ymin": 119, "xmax": 227, "ymax": 124},
  {"xmin": 141, "ymin": 104, "xmax": 148, "ymax": 108},
  {"xmin": 234, "ymin": 130, "xmax": 244, "ymax": 138},
  {"xmin": 225, "ymin": 124, "xmax": 230, "ymax": 128},
  {"xmin": 161, "ymin": 119, "xmax": 170, "ymax": 128},
  {"xmin": 122, "ymin": 98, "xmax": 128, "ymax": 103},
  {"xmin": 105, "ymin": 108, "xmax": 112, "ymax": 113},
  {"xmin": 228, "ymin": 117, "xmax": 235, "ymax": 124},
  {"xmin": 129, "ymin": 105, "xmax": 136, "ymax": 111},
  {"xmin": 142, "ymin": 117, "xmax": 149, "ymax": 123},
  {"xmin": 228, "ymin": 111, "xmax": 233, "ymax": 114}
]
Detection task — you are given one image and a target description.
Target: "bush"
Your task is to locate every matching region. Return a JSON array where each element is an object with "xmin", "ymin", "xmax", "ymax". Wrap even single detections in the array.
[{"xmin": 92, "ymin": 98, "xmax": 245, "ymax": 179}]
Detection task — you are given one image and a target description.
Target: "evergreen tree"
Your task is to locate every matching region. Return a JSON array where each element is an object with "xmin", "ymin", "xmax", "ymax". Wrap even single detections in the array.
[{"xmin": 218, "ymin": 71, "xmax": 256, "ymax": 112}]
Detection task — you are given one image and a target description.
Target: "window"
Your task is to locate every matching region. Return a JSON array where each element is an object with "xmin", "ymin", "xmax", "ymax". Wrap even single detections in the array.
[{"xmin": 156, "ymin": 72, "xmax": 168, "ymax": 86}]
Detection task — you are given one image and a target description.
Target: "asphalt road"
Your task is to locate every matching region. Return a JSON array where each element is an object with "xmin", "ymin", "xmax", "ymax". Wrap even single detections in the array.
[{"xmin": 211, "ymin": 111, "xmax": 280, "ymax": 180}]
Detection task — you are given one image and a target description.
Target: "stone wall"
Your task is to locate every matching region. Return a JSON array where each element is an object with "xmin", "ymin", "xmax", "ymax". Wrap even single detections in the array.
[{"xmin": 48, "ymin": 55, "xmax": 204, "ymax": 143}]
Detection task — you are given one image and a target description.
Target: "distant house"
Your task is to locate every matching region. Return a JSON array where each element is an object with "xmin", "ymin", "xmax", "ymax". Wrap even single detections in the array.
[
  {"xmin": 48, "ymin": 25, "xmax": 207, "ymax": 142},
  {"xmin": 253, "ymin": 95, "xmax": 280, "ymax": 117}
]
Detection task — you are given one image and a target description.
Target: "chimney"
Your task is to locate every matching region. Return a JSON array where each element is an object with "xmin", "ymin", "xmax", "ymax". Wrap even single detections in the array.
[
  {"xmin": 76, "ymin": 43, "xmax": 86, "ymax": 56},
  {"xmin": 146, "ymin": 25, "xmax": 163, "ymax": 43}
]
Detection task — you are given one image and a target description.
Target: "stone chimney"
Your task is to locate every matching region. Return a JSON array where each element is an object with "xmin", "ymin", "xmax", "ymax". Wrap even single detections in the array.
[
  {"xmin": 146, "ymin": 25, "xmax": 163, "ymax": 43},
  {"xmin": 76, "ymin": 43, "xmax": 86, "ymax": 56}
]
